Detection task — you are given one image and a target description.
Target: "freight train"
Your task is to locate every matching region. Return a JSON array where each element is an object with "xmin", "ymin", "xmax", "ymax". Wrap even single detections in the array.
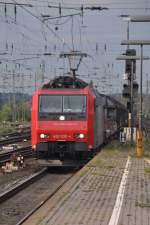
[{"xmin": 32, "ymin": 76, "xmax": 127, "ymax": 165}]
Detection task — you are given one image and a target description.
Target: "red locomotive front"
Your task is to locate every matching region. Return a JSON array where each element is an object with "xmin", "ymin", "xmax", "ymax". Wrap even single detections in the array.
[
  {"xmin": 31, "ymin": 75, "xmax": 127, "ymax": 164},
  {"xmin": 32, "ymin": 86, "xmax": 96, "ymax": 161}
]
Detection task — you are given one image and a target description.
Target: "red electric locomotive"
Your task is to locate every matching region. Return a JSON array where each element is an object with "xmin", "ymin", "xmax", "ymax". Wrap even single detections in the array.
[{"xmin": 32, "ymin": 76, "xmax": 127, "ymax": 165}]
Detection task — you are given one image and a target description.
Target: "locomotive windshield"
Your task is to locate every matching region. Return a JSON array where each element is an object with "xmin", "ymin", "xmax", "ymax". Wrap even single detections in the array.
[
  {"xmin": 39, "ymin": 95, "xmax": 86, "ymax": 120},
  {"xmin": 39, "ymin": 95, "xmax": 62, "ymax": 113},
  {"xmin": 63, "ymin": 96, "xmax": 86, "ymax": 113}
]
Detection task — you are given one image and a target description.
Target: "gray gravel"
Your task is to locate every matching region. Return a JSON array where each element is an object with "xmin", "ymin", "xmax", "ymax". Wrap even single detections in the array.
[
  {"xmin": 0, "ymin": 167, "xmax": 73, "ymax": 225},
  {"xmin": 0, "ymin": 158, "xmax": 41, "ymax": 193}
]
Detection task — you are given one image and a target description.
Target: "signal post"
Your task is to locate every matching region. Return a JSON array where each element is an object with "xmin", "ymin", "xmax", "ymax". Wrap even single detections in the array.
[
  {"xmin": 117, "ymin": 53, "xmax": 149, "ymax": 147},
  {"xmin": 121, "ymin": 40, "xmax": 150, "ymax": 156},
  {"xmin": 117, "ymin": 51, "xmax": 138, "ymax": 144}
]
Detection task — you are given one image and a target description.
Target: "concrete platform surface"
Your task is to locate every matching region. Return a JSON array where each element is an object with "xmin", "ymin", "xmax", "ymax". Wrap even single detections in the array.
[{"xmin": 23, "ymin": 148, "xmax": 150, "ymax": 225}]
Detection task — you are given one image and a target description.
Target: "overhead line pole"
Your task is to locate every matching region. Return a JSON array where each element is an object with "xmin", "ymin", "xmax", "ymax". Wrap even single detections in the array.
[
  {"xmin": 121, "ymin": 40, "xmax": 150, "ymax": 131},
  {"xmin": 116, "ymin": 55, "xmax": 149, "ymax": 144},
  {"xmin": 130, "ymin": 61, "xmax": 135, "ymax": 144},
  {"xmin": 139, "ymin": 44, "xmax": 143, "ymax": 130},
  {"xmin": 121, "ymin": 39, "xmax": 150, "ymax": 156}
]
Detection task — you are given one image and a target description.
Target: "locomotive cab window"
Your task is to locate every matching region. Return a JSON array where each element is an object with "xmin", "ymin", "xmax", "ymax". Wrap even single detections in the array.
[
  {"xmin": 39, "ymin": 95, "xmax": 62, "ymax": 113},
  {"xmin": 39, "ymin": 95, "xmax": 87, "ymax": 120},
  {"xmin": 63, "ymin": 96, "xmax": 86, "ymax": 113}
]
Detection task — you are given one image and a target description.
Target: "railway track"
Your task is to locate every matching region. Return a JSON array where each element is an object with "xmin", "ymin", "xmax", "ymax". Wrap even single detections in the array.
[
  {"xmin": 0, "ymin": 127, "xmax": 30, "ymax": 138},
  {"xmin": 0, "ymin": 127, "xmax": 32, "ymax": 166},
  {"xmin": 0, "ymin": 146, "xmax": 33, "ymax": 166},
  {"xmin": 0, "ymin": 166, "xmax": 77, "ymax": 225},
  {"xmin": 16, "ymin": 171, "xmax": 76, "ymax": 225},
  {"xmin": 0, "ymin": 168, "xmax": 47, "ymax": 204},
  {"xmin": 0, "ymin": 130, "xmax": 31, "ymax": 147}
]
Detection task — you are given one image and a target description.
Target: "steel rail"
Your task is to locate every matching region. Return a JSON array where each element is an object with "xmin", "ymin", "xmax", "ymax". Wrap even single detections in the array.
[
  {"xmin": 0, "ymin": 127, "xmax": 30, "ymax": 138},
  {"xmin": 0, "ymin": 133, "xmax": 31, "ymax": 147},
  {"xmin": 16, "ymin": 172, "xmax": 77, "ymax": 225},
  {"xmin": 0, "ymin": 146, "xmax": 33, "ymax": 166},
  {"xmin": 0, "ymin": 168, "xmax": 47, "ymax": 204}
]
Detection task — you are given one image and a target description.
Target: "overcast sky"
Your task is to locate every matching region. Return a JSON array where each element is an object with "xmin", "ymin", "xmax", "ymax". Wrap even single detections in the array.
[{"xmin": 0, "ymin": 0, "xmax": 150, "ymax": 94}]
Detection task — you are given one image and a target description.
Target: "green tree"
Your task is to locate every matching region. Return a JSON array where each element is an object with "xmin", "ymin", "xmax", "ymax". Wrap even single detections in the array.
[
  {"xmin": 17, "ymin": 102, "xmax": 31, "ymax": 122},
  {"xmin": 0, "ymin": 104, "xmax": 12, "ymax": 122},
  {"xmin": 0, "ymin": 101, "xmax": 31, "ymax": 122}
]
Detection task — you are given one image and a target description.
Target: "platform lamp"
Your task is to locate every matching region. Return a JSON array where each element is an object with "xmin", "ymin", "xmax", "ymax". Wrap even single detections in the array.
[
  {"xmin": 119, "ymin": 15, "xmax": 130, "ymax": 49},
  {"xmin": 121, "ymin": 40, "xmax": 150, "ymax": 156},
  {"xmin": 129, "ymin": 16, "xmax": 150, "ymax": 22}
]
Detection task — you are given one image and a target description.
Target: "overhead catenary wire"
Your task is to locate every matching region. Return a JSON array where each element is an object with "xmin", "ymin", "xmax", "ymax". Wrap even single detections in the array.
[
  {"xmin": 42, "ymin": 12, "xmax": 81, "ymax": 21},
  {"xmin": 8, "ymin": 1, "xmax": 93, "ymax": 76},
  {"xmin": 23, "ymin": 1, "xmax": 150, "ymax": 10},
  {"xmin": 0, "ymin": 6, "xmax": 65, "ymax": 68},
  {"xmin": 0, "ymin": 0, "xmax": 148, "ymax": 95},
  {"xmin": 12, "ymin": 0, "xmax": 73, "ymax": 50},
  {"xmin": 51, "ymin": 16, "xmax": 73, "ymax": 26},
  {"xmin": 0, "ymin": 0, "xmax": 146, "ymax": 11},
  {"xmin": 0, "ymin": 1, "xmax": 32, "ymax": 6},
  {"xmin": 0, "ymin": 13, "xmax": 50, "ymax": 50}
]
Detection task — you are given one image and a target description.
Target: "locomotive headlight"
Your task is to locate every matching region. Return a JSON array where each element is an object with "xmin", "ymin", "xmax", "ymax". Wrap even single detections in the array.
[
  {"xmin": 40, "ymin": 134, "xmax": 45, "ymax": 139},
  {"xmin": 79, "ymin": 133, "xmax": 85, "ymax": 139},
  {"xmin": 59, "ymin": 115, "xmax": 65, "ymax": 121},
  {"xmin": 40, "ymin": 133, "xmax": 49, "ymax": 139},
  {"xmin": 75, "ymin": 133, "xmax": 85, "ymax": 139}
]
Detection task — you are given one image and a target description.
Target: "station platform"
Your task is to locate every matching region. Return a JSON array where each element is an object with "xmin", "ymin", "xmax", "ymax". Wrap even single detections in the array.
[{"xmin": 23, "ymin": 145, "xmax": 150, "ymax": 225}]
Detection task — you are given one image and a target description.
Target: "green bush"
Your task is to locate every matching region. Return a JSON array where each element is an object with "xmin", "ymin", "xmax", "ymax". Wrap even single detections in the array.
[{"xmin": 0, "ymin": 101, "xmax": 31, "ymax": 122}]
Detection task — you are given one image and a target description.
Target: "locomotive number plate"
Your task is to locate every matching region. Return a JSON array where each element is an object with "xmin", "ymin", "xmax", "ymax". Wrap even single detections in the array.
[{"xmin": 53, "ymin": 134, "xmax": 71, "ymax": 139}]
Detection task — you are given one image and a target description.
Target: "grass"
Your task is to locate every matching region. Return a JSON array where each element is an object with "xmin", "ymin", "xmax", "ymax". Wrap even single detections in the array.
[
  {"xmin": 91, "ymin": 171, "xmax": 100, "ymax": 176},
  {"xmin": 101, "ymin": 140, "xmax": 135, "ymax": 159},
  {"xmin": 104, "ymin": 138, "xmax": 150, "ymax": 158},
  {"xmin": 79, "ymin": 167, "xmax": 89, "ymax": 177},
  {"xmin": 143, "ymin": 138, "xmax": 150, "ymax": 157},
  {"xmin": 144, "ymin": 167, "xmax": 150, "ymax": 173},
  {"xmin": 105, "ymin": 140, "xmax": 135, "ymax": 151},
  {"xmin": 86, "ymin": 140, "xmax": 132, "ymax": 169},
  {"xmin": 136, "ymin": 201, "xmax": 150, "ymax": 208},
  {"xmin": 87, "ymin": 156, "xmax": 115, "ymax": 170},
  {"xmin": 88, "ymin": 158, "xmax": 106, "ymax": 168}
]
